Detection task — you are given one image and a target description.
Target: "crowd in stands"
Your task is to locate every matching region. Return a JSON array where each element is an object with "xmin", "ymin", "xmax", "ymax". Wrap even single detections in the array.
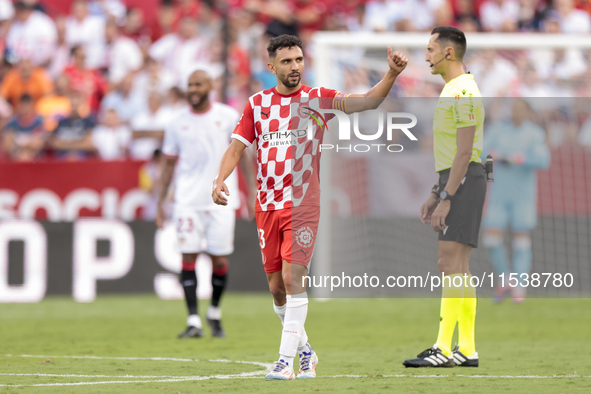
[{"xmin": 0, "ymin": 0, "xmax": 590, "ymax": 162}]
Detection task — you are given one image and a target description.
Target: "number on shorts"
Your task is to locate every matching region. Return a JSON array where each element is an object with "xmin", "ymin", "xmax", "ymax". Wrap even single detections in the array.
[
  {"xmin": 177, "ymin": 217, "xmax": 194, "ymax": 233},
  {"xmin": 258, "ymin": 229, "xmax": 266, "ymax": 248}
]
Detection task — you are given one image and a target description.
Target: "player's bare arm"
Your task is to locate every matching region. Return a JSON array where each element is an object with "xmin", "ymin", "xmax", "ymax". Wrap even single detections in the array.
[
  {"xmin": 344, "ymin": 47, "xmax": 408, "ymax": 114},
  {"xmin": 238, "ymin": 146, "xmax": 257, "ymax": 220},
  {"xmin": 155, "ymin": 155, "xmax": 177, "ymax": 229},
  {"xmin": 213, "ymin": 139, "xmax": 248, "ymax": 206},
  {"xmin": 431, "ymin": 125, "xmax": 476, "ymax": 232}
]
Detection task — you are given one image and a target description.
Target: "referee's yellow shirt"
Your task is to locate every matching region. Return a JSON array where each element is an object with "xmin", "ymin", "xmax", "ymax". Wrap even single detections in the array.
[{"xmin": 433, "ymin": 73, "xmax": 484, "ymax": 172}]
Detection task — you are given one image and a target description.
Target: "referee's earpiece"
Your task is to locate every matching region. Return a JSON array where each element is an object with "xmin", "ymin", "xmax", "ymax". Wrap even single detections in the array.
[{"xmin": 445, "ymin": 53, "xmax": 451, "ymax": 59}]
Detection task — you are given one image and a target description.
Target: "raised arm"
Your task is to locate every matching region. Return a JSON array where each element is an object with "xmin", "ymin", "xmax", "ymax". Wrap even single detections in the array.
[
  {"xmin": 344, "ymin": 47, "xmax": 408, "ymax": 114},
  {"xmin": 212, "ymin": 139, "xmax": 248, "ymax": 206}
]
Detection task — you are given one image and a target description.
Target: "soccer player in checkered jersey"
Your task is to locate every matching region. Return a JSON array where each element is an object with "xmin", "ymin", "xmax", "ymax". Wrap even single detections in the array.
[
  {"xmin": 212, "ymin": 35, "xmax": 408, "ymax": 380},
  {"xmin": 157, "ymin": 69, "xmax": 256, "ymax": 339}
]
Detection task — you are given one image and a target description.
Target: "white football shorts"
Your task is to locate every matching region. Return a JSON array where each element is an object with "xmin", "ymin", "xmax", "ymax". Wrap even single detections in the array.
[{"xmin": 172, "ymin": 206, "xmax": 235, "ymax": 255}]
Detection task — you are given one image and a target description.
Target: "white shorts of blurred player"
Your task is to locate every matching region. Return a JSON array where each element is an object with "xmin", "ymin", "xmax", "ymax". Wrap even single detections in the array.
[{"xmin": 172, "ymin": 206, "xmax": 236, "ymax": 256}]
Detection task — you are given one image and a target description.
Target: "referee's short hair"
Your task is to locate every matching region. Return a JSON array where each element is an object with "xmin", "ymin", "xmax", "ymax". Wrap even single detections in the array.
[{"xmin": 431, "ymin": 26, "xmax": 467, "ymax": 60}]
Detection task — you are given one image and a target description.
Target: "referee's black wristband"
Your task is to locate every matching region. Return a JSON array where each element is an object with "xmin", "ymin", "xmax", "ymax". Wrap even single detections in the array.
[{"xmin": 431, "ymin": 184, "xmax": 440, "ymax": 198}]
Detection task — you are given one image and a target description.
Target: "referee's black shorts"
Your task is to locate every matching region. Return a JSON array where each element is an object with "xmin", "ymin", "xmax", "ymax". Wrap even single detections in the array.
[{"xmin": 437, "ymin": 162, "xmax": 487, "ymax": 248}]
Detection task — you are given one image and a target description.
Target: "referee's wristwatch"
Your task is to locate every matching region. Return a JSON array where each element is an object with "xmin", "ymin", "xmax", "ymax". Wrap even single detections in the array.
[{"xmin": 440, "ymin": 190, "xmax": 454, "ymax": 201}]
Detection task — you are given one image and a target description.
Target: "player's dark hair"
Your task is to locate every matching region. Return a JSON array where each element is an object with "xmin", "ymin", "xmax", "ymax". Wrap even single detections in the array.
[
  {"xmin": 70, "ymin": 45, "xmax": 83, "ymax": 57},
  {"xmin": 267, "ymin": 35, "xmax": 303, "ymax": 59},
  {"xmin": 20, "ymin": 93, "xmax": 33, "ymax": 103},
  {"xmin": 431, "ymin": 26, "xmax": 467, "ymax": 60}
]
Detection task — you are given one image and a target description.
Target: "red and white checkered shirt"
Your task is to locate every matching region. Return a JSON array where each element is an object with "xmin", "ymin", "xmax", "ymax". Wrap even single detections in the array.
[{"xmin": 232, "ymin": 85, "xmax": 347, "ymax": 212}]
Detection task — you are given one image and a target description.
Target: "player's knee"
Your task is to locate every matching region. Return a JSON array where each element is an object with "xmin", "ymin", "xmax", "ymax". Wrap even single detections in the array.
[
  {"xmin": 512, "ymin": 235, "xmax": 531, "ymax": 251},
  {"xmin": 210, "ymin": 256, "xmax": 229, "ymax": 275},
  {"xmin": 436, "ymin": 248, "xmax": 461, "ymax": 274},
  {"xmin": 181, "ymin": 255, "xmax": 197, "ymax": 271},
  {"xmin": 269, "ymin": 286, "xmax": 286, "ymax": 301},
  {"xmin": 436, "ymin": 257, "xmax": 449, "ymax": 274},
  {"xmin": 482, "ymin": 232, "xmax": 503, "ymax": 248}
]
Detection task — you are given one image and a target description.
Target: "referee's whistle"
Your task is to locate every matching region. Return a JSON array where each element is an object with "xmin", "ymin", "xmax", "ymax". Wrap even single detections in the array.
[{"xmin": 485, "ymin": 155, "xmax": 494, "ymax": 182}]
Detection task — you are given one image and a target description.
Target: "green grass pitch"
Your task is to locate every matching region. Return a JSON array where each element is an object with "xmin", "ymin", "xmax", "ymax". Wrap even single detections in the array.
[{"xmin": 0, "ymin": 294, "xmax": 589, "ymax": 393}]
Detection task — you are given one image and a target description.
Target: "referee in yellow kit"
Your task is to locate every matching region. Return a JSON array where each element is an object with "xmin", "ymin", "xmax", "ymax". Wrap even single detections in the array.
[{"xmin": 403, "ymin": 26, "xmax": 486, "ymax": 368}]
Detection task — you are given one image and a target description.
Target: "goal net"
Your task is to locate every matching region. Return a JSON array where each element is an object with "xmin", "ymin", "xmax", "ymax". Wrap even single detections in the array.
[{"xmin": 309, "ymin": 32, "xmax": 591, "ymax": 298}]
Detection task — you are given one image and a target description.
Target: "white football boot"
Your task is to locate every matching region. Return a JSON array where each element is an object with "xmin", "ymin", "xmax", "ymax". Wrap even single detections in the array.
[{"xmin": 265, "ymin": 360, "xmax": 295, "ymax": 380}]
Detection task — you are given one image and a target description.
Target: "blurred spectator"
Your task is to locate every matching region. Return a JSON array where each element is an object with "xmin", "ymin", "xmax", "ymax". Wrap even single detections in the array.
[
  {"xmin": 123, "ymin": 8, "xmax": 151, "ymax": 48},
  {"xmin": 480, "ymin": 0, "xmax": 520, "ymax": 32},
  {"xmin": 49, "ymin": 17, "xmax": 71, "ymax": 79},
  {"xmin": 139, "ymin": 148, "xmax": 163, "ymax": 220},
  {"xmin": 554, "ymin": 0, "xmax": 591, "ymax": 33},
  {"xmin": 64, "ymin": 45, "xmax": 107, "ymax": 113},
  {"xmin": 165, "ymin": 86, "xmax": 187, "ymax": 113},
  {"xmin": 209, "ymin": 28, "xmax": 250, "ymax": 108},
  {"xmin": 362, "ymin": 0, "xmax": 406, "ymax": 31},
  {"xmin": 174, "ymin": 0, "xmax": 201, "ymax": 26},
  {"xmin": 467, "ymin": 50, "xmax": 518, "ymax": 96},
  {"xmin": 398, "ymin": 0, "xmax": 448, "ymax": 32},
  {"xmin": 0, "ymin": 0, "xmax": 14, "ymax": 21},
  {"xmin": 131, "ymin": 57, "xmax": 177, "ymax": 104},
  {"xmin": 6, "ymin": 1, "xmax": 57, "ymax": 66},
  {"xmin": 100, "ymin": 73, "xmax": 144, "ymax": 123},
  {"xmin": 517, "ymin": 0, "xmax": 546, "ymax": 31},
  {"xmin": 92, "ymin": 108, "xmax": 131, "ymax": 160},
  {"xmin": 195, "ymin": 1, "xmax": 221, "ymax": 42},
  {"xmin": 87, "ymin": 0, "xmax": 126, "ymax": 22},
  {"xmin": 293, "ymin": 0, "xmax": 330, "ymax": 35},
  {"xmin": 104, "ymin": 19, "xmax": 143, "ymax": 85},
  {"xmin": 518, "ymin": 65, "xmax": 554, "ymax": 96},
  {"xmin": 454, "ymin": 0, "xmax": 482, "ymax": 31},
  {"xmin": 0, "ymin": 59, "xmax": 52, "ymax": 108},
  {"xmin": 50, "ymin": 92, "xmax": 96, "ymax": 160},
  {"xmin": 150, "ymin": 0, "xmax": 176, "ymax": 43},
  {"xmin": 149, "ymin": 16, "xmax": 210, "ymax": 82},
  {"xmin": 129, "ymin": 91, "xmax": 174, "ymax": 160},
  {"xmin": 22, "ymin": 0, "xmax": 45, "ymax": 13},
  {"xmin": 2, "ymin": 94, "xmax": 46, "ymax": 161},
  {"xmin": 36, "ymin": 74, "xmax": 72, "ymax": 132},
  {"xmin": 66, "ymin": 0, "xmax": 106, "ymax": 69}
]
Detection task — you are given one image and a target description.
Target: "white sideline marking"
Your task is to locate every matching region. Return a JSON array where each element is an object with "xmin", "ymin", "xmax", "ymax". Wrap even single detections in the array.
[
  {"xmin": 328, "ymin": 374, "xmax": 589, "ymax": 379},
  {"xmin": 6, "ymin": 354, "xmax": 198, "ymax": 362},
  {"xmin": 0, "ymin": 354, "xmax": 272, "ymax": 387},
  {"xmin": 0, "ymin": 354, "xmax": 588, "ymax": 387}
]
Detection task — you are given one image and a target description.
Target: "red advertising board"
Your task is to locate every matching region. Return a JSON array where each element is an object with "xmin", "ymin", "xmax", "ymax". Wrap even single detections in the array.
[{"xmin": 0, "ymin": 160, "xmax": 147, "ymax": 221}]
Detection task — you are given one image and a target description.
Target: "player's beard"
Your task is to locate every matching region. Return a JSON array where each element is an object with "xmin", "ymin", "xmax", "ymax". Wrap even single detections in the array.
[
  {"xmin": 280, "ymin": 72, "xmax": 301, "ymax": 88},
  {"xmin": 189, "ymin": 92, "xmax": 208, "ymax": 110}
]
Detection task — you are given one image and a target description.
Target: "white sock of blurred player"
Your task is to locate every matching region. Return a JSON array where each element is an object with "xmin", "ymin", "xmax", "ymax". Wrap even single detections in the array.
[{"xmin": 277, "ymin": 293, "xmax": 309, "ymax": 367}]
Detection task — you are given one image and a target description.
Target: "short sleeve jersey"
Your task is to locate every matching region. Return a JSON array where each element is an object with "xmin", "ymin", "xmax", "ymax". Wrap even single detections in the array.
[
  {"xmin": 162, "ymin": 103, "xmax": 241, "ymax": 210},
  {"xmin": 433, "ymin": 73, "xmax": 485, "ymax": 172},
  {"xmin": 232, "ymin": 85, "xmax": 346, "ymax": 212}
]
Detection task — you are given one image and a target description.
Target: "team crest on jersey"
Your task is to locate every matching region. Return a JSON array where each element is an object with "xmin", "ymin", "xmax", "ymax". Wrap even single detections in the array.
[
  {"xmin": 295, "ymin": 226, "xmax": 314, "ymax": 248},
  {"xmin": 297, "ymin": 106, "xmax": 328, "ymax": 131}
]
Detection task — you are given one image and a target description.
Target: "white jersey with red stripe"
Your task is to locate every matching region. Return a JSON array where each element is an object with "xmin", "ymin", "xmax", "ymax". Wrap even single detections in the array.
[
  {"xmin": 162, "ymin": 103, "xmax": 240, "ymax": 210},
  {"xmin": 232, "ymin": 85, "xmax": 347, "ymax": 212}
]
